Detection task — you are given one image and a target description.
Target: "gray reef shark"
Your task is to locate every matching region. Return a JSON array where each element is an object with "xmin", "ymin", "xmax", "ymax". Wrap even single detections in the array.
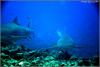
[
  {"xmin": 1, "ymin": 17, "xmax": 34, "ymax": 46},
  {"xmin": 56, "ymin": 30, "xmax": 74, "ymax": 49},
  {"xmin": 51, "ymin": 30, "xmax": 84, "ymax": 55},
  {"xmin": 55, "ymin": 30, "xmax": 95, "ymax": 58}
]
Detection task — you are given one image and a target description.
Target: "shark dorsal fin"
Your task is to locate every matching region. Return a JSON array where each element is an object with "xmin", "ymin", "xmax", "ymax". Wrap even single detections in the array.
[{"xmin": 13, "ymin": 17, "xmax": 20, "ymax": 25}]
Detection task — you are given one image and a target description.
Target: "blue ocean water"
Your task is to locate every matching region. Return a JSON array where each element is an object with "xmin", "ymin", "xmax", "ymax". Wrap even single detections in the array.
[{"xmin": 1, "ymin": 1, "xmax": 99, "ymax": 58}]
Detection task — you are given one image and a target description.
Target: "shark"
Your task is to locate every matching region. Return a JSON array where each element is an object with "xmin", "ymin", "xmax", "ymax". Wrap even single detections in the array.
[
  {"xmin": 56, "ymin": 30, "xmax": 98, "ymax": 58},
  {"xmin": 1, "ymin": 17, "xmax": 34, "ymax": 46},
  {"xmin": 52, "ymin": 30, "xmax": 75, "ymax": 52},
  {"xmin": 50, "ymin": 30, "xmax": 85, "ymax": 55},
  {"xmin": 57, "ymin": 30, "xmax": 87, "ymax": 49},
  {"xmin": 57, "ymin": 30, "xmax": 74, "ymax": 49}
]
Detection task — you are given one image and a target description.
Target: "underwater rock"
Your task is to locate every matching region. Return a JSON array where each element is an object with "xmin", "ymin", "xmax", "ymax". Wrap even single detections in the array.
[
  {"xmin": 82, "ymin": 59, "xmax": 91, "ymax": 66},
  {"xmin": 56, "ymin": 50, "xmax": 71, "ymax": 60},
  {"xmin": 1, "ymin": 45, "xmax": 26, "ymax": 60},
  {"xmin": 1, "ymin": 58, "xmax": 18, "ymax": 67},
  {"xmin": 11, "ymin": 53, "xmax": 24, "ymax": 60},
  {"xmin": 18, "ymin": 61, "xmax": 24, "ymax": 66},
  {"xmin": 39, "ymin": 49, "xmax": 49, "ymax": 58},
  {"xmin": 1, "ymin": 41, "xmax": 13, "ymax": 47},
  {"xmin": 66, "ymin": 60, "xmax": 78, "ymax": 66},
  {"xmin": 27, "ymin": 50, "xmax": 41, "ymax": 60},
  {"xmin": 44, "ymin": 56, "xmax": 55, "ymax": 62},
  {"xmin": 91, "ymin": 56, "xmax": 99, "ymax": 66},
  {"xmin": 49, "ymin": 49, "xmax": 71, "ymax": 60},
  {"xmin": 43, "ymin": 56, "xmax": 60, "ymax": 67},
  {"xmin": 70, "ymin": 55, "xmax": 78, "ymax": 61},
  {"xmin": 16, "ymin": 45, "xmax": 26, "ymax": 52},
  {"xmin": 1, "ymin": 53, "xmax": 11, "ymax": 60},
  {"xmin": 28, "ymin": 50, "xmax": 36, "ymax": 55},
  {"xmin": 1, "ymin": 44, "xmax": 99, "ymax": 67},
  {"xmin": 31, "ymin": 57, "xmax": 41, "ymax": 66},
  {"xmin": 77, "ymin": 57, "xmax": 84, "ymax": 66},
  {"xmin": 18, "ymin": 61, "xmax": 31, "ymax": 67},
  {"xmin": 60, "ymin": 61, "xmax": 67, "ymax": 66}
]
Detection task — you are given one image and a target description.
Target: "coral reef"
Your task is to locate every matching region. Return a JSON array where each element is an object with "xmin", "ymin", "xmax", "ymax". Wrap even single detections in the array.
[{"xmin": 1, "ymin": 45, "xmax": 99, "ymax": 67}]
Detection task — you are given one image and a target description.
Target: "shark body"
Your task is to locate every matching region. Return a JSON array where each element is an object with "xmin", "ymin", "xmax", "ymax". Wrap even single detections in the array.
[
  {"xmin": 56, "ymin": 30, "xmax": 75, "ymax": 49},
  {"xmin": 52, "ymin": 30, "xmax": 84, "ymax": 56},
  {"xmin": 1, "ymin": 17, "xmax": 34, "ymax": 46}
]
